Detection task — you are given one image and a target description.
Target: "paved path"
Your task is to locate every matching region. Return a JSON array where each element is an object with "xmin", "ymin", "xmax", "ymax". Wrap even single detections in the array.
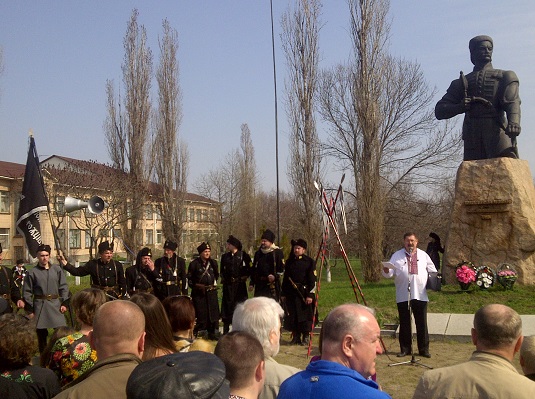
[{"xmin": 387, "ymin": 313, "xmax": 535, "ymax": 342}]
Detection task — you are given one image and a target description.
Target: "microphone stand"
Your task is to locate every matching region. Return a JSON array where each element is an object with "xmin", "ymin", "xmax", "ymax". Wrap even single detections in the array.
[{"xmin": 388, "ymin": 252, "xmax": 432, "ymax": 369}]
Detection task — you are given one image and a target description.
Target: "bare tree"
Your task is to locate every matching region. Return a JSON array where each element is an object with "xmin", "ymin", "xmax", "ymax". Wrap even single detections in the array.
[
  {"xmin": 318, "ymin": 0, "xmax": 461, "ymax": 281},
  {"xmin": 152, "ymin": 18, "xmax": 188, "ymax": 247},
  {"xmin": 196, "ymin": 125, "xmax": 259, "ymax": 252},
  {"xmin": 281, "ymin": 0, "xmax": 323, "ymax": 252},
  {"xmin": 104, "ymin": 9, "xmax": 153, "ymax": 258},
  {"xmin": 236, "ymin": 123, "xmax": 258, "ymax": 248}
]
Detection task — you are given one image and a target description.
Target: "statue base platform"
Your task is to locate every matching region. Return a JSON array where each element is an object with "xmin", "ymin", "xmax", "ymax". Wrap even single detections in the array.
[{"xmin": 443, "ymin": 158, "xmax": 535, "ymax": 285}]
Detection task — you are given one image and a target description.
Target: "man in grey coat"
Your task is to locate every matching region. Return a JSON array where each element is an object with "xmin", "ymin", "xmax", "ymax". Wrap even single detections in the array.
[{"xmin": 20, "ymin": 244, "xmax": 69, "ymax": 352}]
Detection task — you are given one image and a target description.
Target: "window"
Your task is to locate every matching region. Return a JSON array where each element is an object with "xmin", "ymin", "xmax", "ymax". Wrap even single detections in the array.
[
  {"xmin": 181, "ymin": 208, "xmax": 187, "ymax": 222},
  {"xmin": 0, "ymin": 228, "xmax": 10, "ymax": 249},
  {"xmin": 202, "ymin": 210, "xmax": 208, "ymax": 221},
  {"xmin": 0, "ymin": 191, "xmax": 9, "ymax": 213},
  {"xmin": 85, "ymin": 230, "xmax": 92, "ymax": 248},
  {"xmin": 155, "ymin": 208, "xmax": 162, "ymax": 220},
  {"xmin": 156, "ymin": 230, "xmax": 163, "ymax": 245},
  {"xmin": 189, "ymin": 209, "xmax": 195, "ymax": 222},
  {"xmin": 196, "ymin": 210, "xmax": 202, "ymax": 222},
  {"xmin": 145, "ymin": 205, "xmax": 153, "ymax": 220},
  {"xmin": 55, "ymin": 196, "xmax": 65, "ymax": 214},
  {"xmin": 69, "ymin": 229, "xmax": 81, "ymax": 249},
  {"xmin": 145, "ymin": 229, "xmax": 154, "ymax": 245}
]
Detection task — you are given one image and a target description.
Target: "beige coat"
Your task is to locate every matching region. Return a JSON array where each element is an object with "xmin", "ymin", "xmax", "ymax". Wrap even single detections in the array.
[{"xmin": 413, "ymin": 351, "xmax": 535, "ymax": 399}]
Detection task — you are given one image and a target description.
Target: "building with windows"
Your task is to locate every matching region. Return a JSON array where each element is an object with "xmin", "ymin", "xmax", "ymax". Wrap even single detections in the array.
[{"xmin": 0, "ymin": 157, "xmax": 220, "ymax": 264}]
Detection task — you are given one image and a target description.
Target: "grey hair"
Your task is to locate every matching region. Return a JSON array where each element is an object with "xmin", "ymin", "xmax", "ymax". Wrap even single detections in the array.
[{"xmin": 232, "ymin": 297, "xmax": 284, "ymax": 357}]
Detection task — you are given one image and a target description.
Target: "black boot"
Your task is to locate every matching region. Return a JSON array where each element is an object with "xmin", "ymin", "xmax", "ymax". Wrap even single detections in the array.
[
  {"xmin": 223, "ymin": 323, "xmax": 230, "ymax": 335},
  {"xmin": 301, "ymin": 333, "xmax": 310, "ymax": 346},
  {"xmin": 290, "ymin": 332, "xmax": 301, "ymax": 345}
]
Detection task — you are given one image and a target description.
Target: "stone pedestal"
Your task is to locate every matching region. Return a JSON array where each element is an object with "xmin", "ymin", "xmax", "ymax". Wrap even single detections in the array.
[{"xmin": 443, "ymin": 158, "xmax": 535, "ymax": 285}]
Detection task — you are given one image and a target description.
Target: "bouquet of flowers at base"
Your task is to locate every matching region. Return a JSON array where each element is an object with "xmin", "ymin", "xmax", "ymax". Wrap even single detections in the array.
[
  {"xmin": 455, "ymin": 261, "xmax": 476, "ymax": 284},
  {"xmin": 475, "ymin": 265, "xmax": 495, "ymax": 289},
  {"xmin": 497, "ymin": 263, "xmax": 517, "ymax": 290}
]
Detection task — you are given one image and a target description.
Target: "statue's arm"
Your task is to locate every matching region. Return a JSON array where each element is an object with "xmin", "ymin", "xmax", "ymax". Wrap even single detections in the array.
[
  {"xmin": 435, "ymin": 79, "xmax": 467, "ymax": 120},
  {"xmin": 502, "ymin": 70, "xmax": 521, "ymax": 137}
]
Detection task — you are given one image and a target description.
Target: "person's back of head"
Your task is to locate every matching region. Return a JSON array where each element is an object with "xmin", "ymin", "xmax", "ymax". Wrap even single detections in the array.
[
  {"xmin": 215, "ymin": 331, "xmax": 265, "ymax": 398},
  {"xmin": 71, "ymin": 288, "xmax": 107, "ymax": 327},
  {"xmin": 520, "ymin": 335, "xmax": 535, "ymax": 376},
  {"xmin": 0, "ymin": 314, "xmax": 37, "ymax": 370},
  {"xmin": 473, "ymin": 304, "xmax": 522, "ymax": 355},
  {"xmin": 232, "ymin": 297, "xmax": 284, "ymax": 358},
  {"xmin": 126, "ymin": 351, "xmax": 230, "ymax": 399},
  {"xmin": 130, "ymin": 292, "xmax": 176, "ymax": 360},
  {"xmin": 162, "ymin": 295, "xmax": 196, "ymax": 334},
  {"xmin": 90, "ymin": 300, "xmax": 145, "ymax": 360}
]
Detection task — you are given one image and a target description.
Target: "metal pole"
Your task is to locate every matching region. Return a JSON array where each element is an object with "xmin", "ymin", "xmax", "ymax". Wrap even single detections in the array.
[{"xmin": 270, "ymin": 0, "xmax": 281, "ymax": 244}]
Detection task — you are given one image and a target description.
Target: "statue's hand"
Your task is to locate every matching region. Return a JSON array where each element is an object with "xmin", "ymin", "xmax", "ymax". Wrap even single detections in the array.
[
  {"xmin": 506, "ymin": 122, "xmax": 521, "ymax": 137},
  {"xmin": 462, "ymin": 97, "xmax": 471, "ymax": 111}
]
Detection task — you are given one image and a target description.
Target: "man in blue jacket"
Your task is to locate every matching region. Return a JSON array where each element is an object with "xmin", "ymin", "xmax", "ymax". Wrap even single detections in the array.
[{"xmin": 278, "ymin": 303, "xmax": 391, "ymax": 399}]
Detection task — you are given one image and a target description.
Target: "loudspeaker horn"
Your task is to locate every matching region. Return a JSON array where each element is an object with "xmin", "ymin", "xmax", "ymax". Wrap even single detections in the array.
[{"xmin": 65, "ymin": 196, "xmax": 107, "ymax": 215}]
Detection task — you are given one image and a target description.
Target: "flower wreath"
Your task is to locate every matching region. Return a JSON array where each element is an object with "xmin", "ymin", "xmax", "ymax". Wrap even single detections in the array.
[
  {"xmin": 475, "ymin": 265, "xmax": 495, "ymax": 289},
  {"xmin": 455, "ymin": 261, "xmax": 476, "ymax": 284}
]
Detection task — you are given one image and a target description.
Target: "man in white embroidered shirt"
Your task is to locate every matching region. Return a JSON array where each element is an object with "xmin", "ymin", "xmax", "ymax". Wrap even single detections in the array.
[{"xmin": 382, "ymin": 232, "xmax": 436, "ymax": 358}]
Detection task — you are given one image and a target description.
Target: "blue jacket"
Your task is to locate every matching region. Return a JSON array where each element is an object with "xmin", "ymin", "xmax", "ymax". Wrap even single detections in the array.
[{"xmin": 277, "ymin": 360, "xmax": 391, "ymax": 399}]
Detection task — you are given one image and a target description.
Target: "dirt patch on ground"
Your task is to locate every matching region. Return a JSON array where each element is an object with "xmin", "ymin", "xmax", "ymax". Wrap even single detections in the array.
[{"xmin": 276, "ymin": 331, "xmax": 523, "ymax": 399}]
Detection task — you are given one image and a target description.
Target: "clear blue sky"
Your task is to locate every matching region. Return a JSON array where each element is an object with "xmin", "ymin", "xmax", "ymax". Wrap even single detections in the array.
[{"xmin": 1, "ymin": 1, "xmax": 534, "ymax": 192}]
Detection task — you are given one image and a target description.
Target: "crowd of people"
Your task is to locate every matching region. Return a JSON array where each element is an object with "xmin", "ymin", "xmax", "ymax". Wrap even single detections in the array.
[{"xmin": 1, "ymin": 231, "xmax": 534, "ymax": 398}]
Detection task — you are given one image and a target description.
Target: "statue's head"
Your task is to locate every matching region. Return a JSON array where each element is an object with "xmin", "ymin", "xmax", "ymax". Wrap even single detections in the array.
[{"xmin": 469, "ymin": 35, "xmax": 493, "ymax": 66}]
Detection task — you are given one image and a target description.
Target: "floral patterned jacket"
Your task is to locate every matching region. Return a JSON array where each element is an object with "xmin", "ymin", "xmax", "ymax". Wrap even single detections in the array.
[{"xmin": 48, "ymin": 332, "xmax": 97, "ymax": 386}]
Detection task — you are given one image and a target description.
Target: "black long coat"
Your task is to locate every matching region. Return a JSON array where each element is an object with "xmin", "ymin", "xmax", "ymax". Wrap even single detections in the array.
[
  {"xmin": 187, "ymin": 257, "xmax": 220, "ymax": 328},
  {"xmin": 220, "ymin": 250, "xmax": 251, "ymax": 323},
  {"xmin": 251, "ymin": 247, "xmax": 284, "ymax": 301},
  {"xmin": 281, "ymin": 254, "xmax": 316, "ymax": 332}
]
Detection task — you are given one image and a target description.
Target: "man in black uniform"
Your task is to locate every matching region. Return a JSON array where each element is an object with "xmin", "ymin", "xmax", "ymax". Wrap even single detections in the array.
[
  {"xmin": 58, "ymin": 241, "xmax": 126, "ymax": 299},
  {"xmin": 0, "ymin": 244, "xmax": 18, "ymax": 315},
  {"xmin": 281, "ymin": 239, "xmax": 316, "ymax": 345},
  {"xmin": 249, "ymin": 229, "xmax": 284, "ymax": 302},
  {"xmin": 125, "ymin": 247, "xmax": 154, "ymax": 296},
  {"xmin": 11, "ymin": 259, "xmax": 27, "ymax": 301},
  {"xmin": 220, "ymin": 235, "xmax": 251, "ymax": 334},
  {"xmin": 150, "ymin": 240, "xmax": 187, "ymax": 301},
  {"xmin": 188, "ymin": 242, "xmax": 220, "ymax": 340}
]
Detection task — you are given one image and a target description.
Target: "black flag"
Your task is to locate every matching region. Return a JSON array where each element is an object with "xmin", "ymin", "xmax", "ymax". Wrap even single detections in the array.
[{"xmin": 16, "ymin": 136, "xmax": 49, "ymax": 257}]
